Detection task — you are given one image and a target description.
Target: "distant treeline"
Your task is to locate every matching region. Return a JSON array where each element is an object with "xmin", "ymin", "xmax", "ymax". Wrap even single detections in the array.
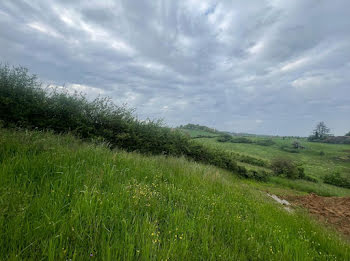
[
  {"xmin": 311, "ymin": 136, "xmax": 350, "ymax": 145},
  {"xmin": 308, "ymin": 122, "xmax": 350, "ymax": 144},
  {"xmin": 217, "ymin": 134, "xmax": 276, "ymax": 147},
  {"xmin": 0, "ymin": 64, "xmax": 272, "ymax": 181},
  {"xmin": 179, "ymin": 124, "xmax": 219, "ymax": 134}
]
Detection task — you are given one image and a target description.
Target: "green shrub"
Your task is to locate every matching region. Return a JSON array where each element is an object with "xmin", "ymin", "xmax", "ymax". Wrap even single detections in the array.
[
  {"xmin": 271, "ymin": 157, "xmax": 304, "ymax": 179},
  {"xmin": 233, "ymin": 153, "xmax": 268, "ymax": 167},
  {"xmin": 256, "ymin": 139, "xmax": 275, "ymax": 146},
  {"xmin": 303, "ymin": 175, "xmax": 318, "ymax": 183},
  {"xmin": 231, "ymin": 137, "xmax": 253, "ymax": 143},
  {"xmin": 234, "ymin": 166, "xmax": 270, "ymax": 182},
  {"xmin": 217, "ymin": 134, "xmax": 232, "ymax": 142},
  {"xmin": 324, "ymin": 172, "xmax": 350, "ymax": 189},
  {"xmin": 319, "ymin": 151, "xmax": 325, "ymax": 156},
  {"xmin": 245, "ymin": 169, "xmax": 270, "ymax": 182},
  {"xmin": 191, "ymin": 135, "xmax": 218, "ymax": 139}
]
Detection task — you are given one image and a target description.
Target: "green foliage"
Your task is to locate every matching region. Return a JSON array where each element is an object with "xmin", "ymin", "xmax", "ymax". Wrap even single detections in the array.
[
  {"xmin": 346, "ymin": 131, "xmax": 350, "ymax": 137},
  {"xmin": 217, "ymin": 133, "xmax": 232, "ymax": 142},
  {"xmin": 324, "ymin": 172, "xmax": 350, "ymax": 189},
  {"xmin": 233, "ymin": 153, "xmax": 268, "ymax": 167},
  {"xmin": 308, "ymin": 121, "xmax": 332, "ymax": 141},
  {"xmin": 303, "ymin": 175, "xmax": 318, "ymax": 183},
  {"xmin": 1, "ymin": 129, "xmax": 349, "ymax": 260},
  {"xmin": 271, "ymin": 157, "xmax": 304, "ymax": 179},
  {"xmin": 231, "ymin": 137, "xmax": 254, "ymax": 143},
  {"xmin": 256, "ymin": 139, "xmax": 275, "ymax": 146},
  {"xmin": 180, "ymin": 123, "xmax": 218, "ymax": 134},
  {"xmin": 0, "ymin": 64, "xmax": 248, "ymax": 177},
  {"xmin": 241, "ymin": 169, "xmax": 270, "ymax": 182},
  {"xmin": 191, "ymin": 134, "xmax": 218, "ymax": 139}
]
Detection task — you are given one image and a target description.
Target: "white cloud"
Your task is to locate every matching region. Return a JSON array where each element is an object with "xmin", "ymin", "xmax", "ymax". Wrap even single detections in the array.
[
  {"xmin": 248, "ymin": 41, "xmax": 265, "ymax": 55},
  {"xmin": 281, "ymin": 57, "xmax": 309, "ymax": 72},
  {"xmin": 292, "ymin": 75, "xmax": 341, "ymax": 90},
  {"xmin": 27, "ymin": 22, "xmax": 62, "ymax": 38}
]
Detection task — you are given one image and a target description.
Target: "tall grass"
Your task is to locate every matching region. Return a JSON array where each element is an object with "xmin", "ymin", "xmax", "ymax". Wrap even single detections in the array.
[{"xmin": 0, "ymin": 129, "xmax": 349, "ymax": 260}]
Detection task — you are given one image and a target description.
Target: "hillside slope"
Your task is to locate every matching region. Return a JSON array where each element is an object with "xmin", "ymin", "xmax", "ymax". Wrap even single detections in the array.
[{"xmin": 0, "ymin": 129, "xmax": 349, "ymax": 260}]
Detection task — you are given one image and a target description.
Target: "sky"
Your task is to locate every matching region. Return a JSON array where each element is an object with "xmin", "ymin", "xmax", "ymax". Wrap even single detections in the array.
[{"xmin": 0, "ymin": 0, "xmax": 349, "ymax": 136}]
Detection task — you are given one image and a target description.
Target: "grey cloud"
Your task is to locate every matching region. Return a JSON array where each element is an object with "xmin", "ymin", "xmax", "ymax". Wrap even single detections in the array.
[{"xmin": 0, "ymin": 0, "xmax": 349, "ymax": 136}]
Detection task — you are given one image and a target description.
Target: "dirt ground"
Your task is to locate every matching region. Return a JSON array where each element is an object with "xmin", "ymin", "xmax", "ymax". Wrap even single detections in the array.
[{"xmin": 286, "ymin": 194, "xmax": 350, "ymax": 237}]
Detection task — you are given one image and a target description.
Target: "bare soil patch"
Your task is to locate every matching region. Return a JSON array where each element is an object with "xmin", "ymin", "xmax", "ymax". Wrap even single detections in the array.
[{"xmin": 286, "ymin": 194, "xmax": 350, "ymax": 237}]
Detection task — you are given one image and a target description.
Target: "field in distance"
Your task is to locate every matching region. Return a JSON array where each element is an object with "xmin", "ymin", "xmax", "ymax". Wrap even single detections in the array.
[{"xmin": 180, "ymin": 126, "xmax": 350, "ymax": 197}]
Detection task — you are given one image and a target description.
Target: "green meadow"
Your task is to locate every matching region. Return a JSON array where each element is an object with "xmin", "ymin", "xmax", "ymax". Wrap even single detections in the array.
[
  {"xmin": 1, "ymin": 65, "xmax": 350, "ymax": 260},
  {"xmin": 1, "ymin": 129, "xmax": 350, "ymax": 260},
  {"xmin": 194, "ymin": 135, "xmax": 350, "ymax": 197}
]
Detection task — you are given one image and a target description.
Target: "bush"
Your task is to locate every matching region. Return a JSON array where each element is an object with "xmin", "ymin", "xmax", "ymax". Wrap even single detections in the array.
[
  {"xmin": 0, "ymin": 64, "xmax": 247, "ymax": 177},
  {"xmin": 237, "ymin": 167, "xmax": 270, "ymax": 182},
  {"xmin": 303, "ymin": 175, "xmax": 318, "ymax": 183},
  {"xmin": 246, "ymin": 169, "xmax": 270, "ymax": 182},
  {"xmin": 217, "ymin": 134, "xmax": 232, "ymax": 142},
  {"xmin": 231, "ymin": 137, "xmax": 253, "ymax": 143},
  {"xmin": 191, "ymin": 135, "xmax": 218, "ymax": 139},
  {"xmin": 271, "ymin": 157, "xmax": 303, "ymax": 179},
  {"xmin": 233, "ymin": 153, "xmax": 268, "ymax": 167},
  {"xmin": 324, "ymin": 172, "xmax": 350, "ymax": 189},
  {"xmin": 319, "ymin": 151, "xmax": 325, "ymax": 156},
  {"xmin": 256, "ymin": 139, "xmax": 275, "ymax": 146}
]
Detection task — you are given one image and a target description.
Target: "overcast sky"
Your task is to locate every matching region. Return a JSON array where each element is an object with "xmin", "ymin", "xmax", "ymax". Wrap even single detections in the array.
[{"xmin": 1, "ymin": 0, "xmax": 349, "ymax": 136}]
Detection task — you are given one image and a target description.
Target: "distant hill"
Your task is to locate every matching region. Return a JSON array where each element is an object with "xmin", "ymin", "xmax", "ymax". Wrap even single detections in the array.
[
  {"xmin": 178, "ymin": 124, "xmax": 283, "ymax": 139},
  {"xmin": 177, "ymin": 124, "xmax": 222, "ymax": 138},
  {"xmin": 178, "ymin": 124, "xmax": 220, "ymax": 134}
]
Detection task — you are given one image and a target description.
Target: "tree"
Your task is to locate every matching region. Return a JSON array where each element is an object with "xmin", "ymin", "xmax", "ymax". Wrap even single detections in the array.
[
  {"xmin": 310, "ymin": 122, "xmax": 331, "ymax": 140},
  {"xmin": 346, "ymin": 131, "xmax": 350, "ymax": 137},
  {"xmin": 292, "ymin": 140, "xmax": 305, "ymax": 149}
]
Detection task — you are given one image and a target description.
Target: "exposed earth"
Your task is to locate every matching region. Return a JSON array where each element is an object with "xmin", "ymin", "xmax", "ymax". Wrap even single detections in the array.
[{"xmin": 286, "ymin": 194, "xmax": 350, "ymax": 237}]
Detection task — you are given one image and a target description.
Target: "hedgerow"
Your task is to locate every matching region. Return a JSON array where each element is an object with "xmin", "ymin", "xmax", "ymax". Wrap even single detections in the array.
[{"xmin": 1, "ymin": 64, "xmax": 266, "ymax": 179}]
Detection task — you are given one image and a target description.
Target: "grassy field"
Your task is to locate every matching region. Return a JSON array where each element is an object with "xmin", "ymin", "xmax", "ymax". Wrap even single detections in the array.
[
  {"xmin": 194, "ymin": 136, "xmax": 350, "ymax": 197},
  {"xmin": 1, "ymin": 129, "xmax": 350, "ymax": 260}
]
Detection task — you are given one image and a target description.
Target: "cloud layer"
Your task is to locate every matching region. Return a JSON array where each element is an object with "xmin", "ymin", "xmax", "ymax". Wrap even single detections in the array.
[{"xmin": 1, "ymin": 0, "xmax": 349, "ymax": 135}]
